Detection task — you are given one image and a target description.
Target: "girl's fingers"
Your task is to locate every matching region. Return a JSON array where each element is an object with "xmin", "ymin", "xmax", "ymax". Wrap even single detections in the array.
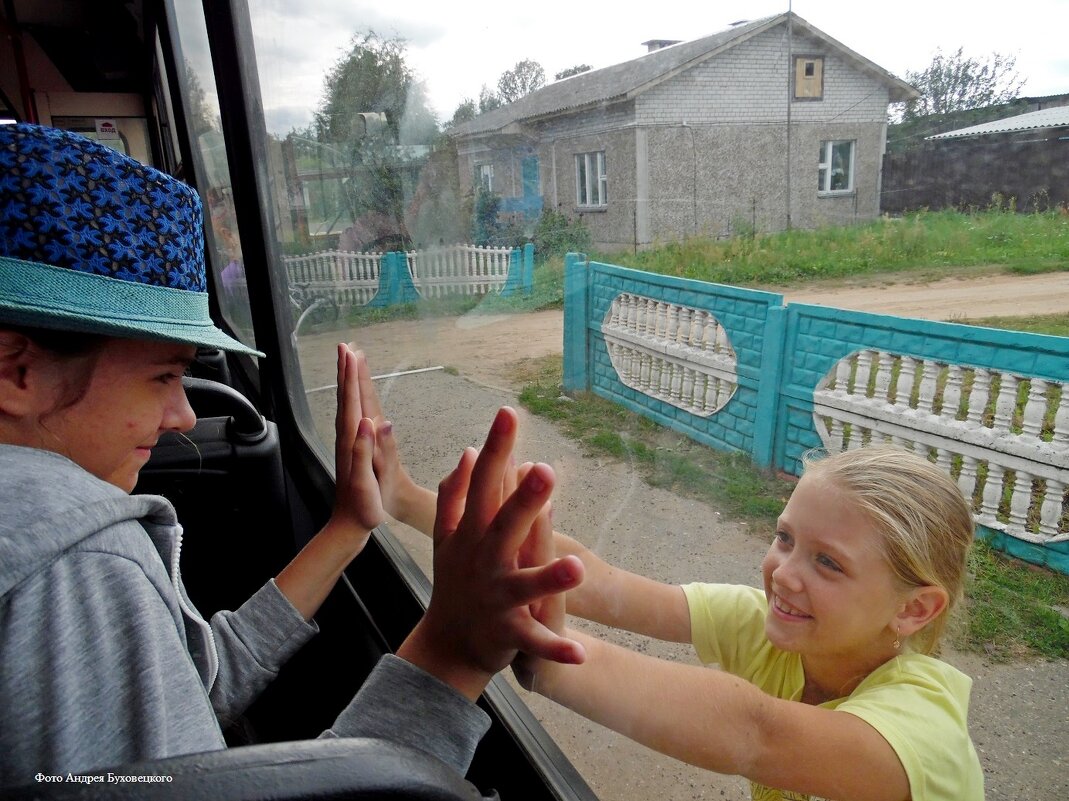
[
  {"xmin": 513, "ymin": 622, "xmax": 586, "ymax": 666},
  {"xmin": 498, "ymin": 555, "xmax": 584, "ymax": 608},
  {"xmin": 484, "ymin": 463, "xmax": 556, "ymax": 564},
  {"xmin": 353, "ymin": 417, "xmax": 376, "ymax": 482},
  {"xmin": 371, "ymin": 419, "xmax": 397, "ymax": 475}
]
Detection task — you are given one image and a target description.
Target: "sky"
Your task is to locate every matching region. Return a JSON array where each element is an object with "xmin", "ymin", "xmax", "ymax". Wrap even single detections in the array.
[{"xmin": 247, "ymin": 0, "xmax": 1069, "ymax": 134}]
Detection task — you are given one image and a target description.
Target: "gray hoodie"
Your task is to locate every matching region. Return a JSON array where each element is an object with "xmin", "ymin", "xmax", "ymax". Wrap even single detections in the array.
[{"xmin": 0, "ymin": 445, "xmax": 489, "ymax": 787}]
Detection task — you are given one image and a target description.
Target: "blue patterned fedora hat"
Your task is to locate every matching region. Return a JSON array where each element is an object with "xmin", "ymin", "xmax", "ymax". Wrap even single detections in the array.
[{"xmin": 0, "ymin": 123, "xmax": 261, "ymax": 355}]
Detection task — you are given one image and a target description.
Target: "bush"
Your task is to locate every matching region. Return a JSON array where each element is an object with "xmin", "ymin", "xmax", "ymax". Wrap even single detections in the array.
[
  {"xmin": 471, "ymin": 188, "xmax": 502, "ymax": 246},
  {"xmin": 532, "ymin": 208, "xmax": 591, "ymax": 261}
]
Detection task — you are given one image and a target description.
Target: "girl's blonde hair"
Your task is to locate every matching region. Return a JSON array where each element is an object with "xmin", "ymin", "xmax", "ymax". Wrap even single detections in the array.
[{"xmin": 802, "ymin": 445, "xmax": 974, "ymax": 654}]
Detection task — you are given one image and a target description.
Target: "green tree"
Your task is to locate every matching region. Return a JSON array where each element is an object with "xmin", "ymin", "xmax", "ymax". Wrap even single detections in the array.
[
  {"xmin": 554, "ymin": 64, "xmax": 591, "ymax": 81},
  {"xmin": 448, "ymin": 98, "xmax": 477, "ymax": 127},
  {"xmin": 314, "ymin": 31, "xmax": 438, "ymax": 144},
  {"xmin": 478, "ymin": 85, "xmax": 502, "ymax": 113},
  {"xmin": 307, "ymin": 31, "xmax": 441, "ymax": 247},
  {"xmin": 497, "ymin": 59, "xmax": 545, "ymax": 103},
  {"xmin": 902, "ymin": 47, "xmax": 1026, "ymax": 119}
]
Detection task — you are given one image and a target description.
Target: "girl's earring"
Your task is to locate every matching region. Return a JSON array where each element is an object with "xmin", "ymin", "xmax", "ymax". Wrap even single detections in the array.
[{"xmin": 892, "ymin": 627, "xmax": 901, "ymax": 651}]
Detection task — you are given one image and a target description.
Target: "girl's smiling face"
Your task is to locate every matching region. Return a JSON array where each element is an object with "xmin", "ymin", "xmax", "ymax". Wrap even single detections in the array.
[
  {"xmin": 36, "ymin": 338, "xmax": 198, "ymax": 492},
  {"xmin": 761, "ymin": 474, "xmax": 908, "ymax": 668}
]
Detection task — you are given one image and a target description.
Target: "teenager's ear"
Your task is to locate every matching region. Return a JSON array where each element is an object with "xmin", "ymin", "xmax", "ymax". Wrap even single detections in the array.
[
  {"xmin": 0, "ymin": 331, "xmax": 43, "ymax": 417},
  {"xmin": 896, "ymin": 585, "xmax": 949, "ymax": 637}
]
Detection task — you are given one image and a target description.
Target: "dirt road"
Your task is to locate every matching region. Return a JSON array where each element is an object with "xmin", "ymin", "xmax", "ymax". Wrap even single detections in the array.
[
  {"xmin": 328, "ymin": 270, "xmax": 1069, "ymax": 392},
  {"xmin": 298, "ymin": 269, "xmax": 1069, "ymax": 801}
]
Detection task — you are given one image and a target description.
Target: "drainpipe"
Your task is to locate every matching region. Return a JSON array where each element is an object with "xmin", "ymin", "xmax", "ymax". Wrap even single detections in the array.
[{"xmin": 785, "ymin": 4, "xmax": 792, "ymax": 230}]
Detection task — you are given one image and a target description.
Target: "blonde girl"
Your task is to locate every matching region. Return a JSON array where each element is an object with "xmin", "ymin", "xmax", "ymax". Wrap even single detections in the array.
[{"xmin": 356, "ymin": 364, "xmax": 983, "ymax": 801}]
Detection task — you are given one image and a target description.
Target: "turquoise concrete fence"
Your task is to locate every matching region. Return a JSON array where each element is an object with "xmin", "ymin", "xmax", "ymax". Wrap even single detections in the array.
[{"xmin": 563, "ymin": 254, "xmax": 1069, "ymax": 572}]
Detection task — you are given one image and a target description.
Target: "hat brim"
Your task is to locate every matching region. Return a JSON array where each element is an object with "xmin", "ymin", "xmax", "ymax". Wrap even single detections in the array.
[{"xmin": 0, "ymin": 257, "xmax": 264, "ymax": 357}]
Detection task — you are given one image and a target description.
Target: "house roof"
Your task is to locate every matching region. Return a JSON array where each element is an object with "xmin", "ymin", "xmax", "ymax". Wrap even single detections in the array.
[
  {"xmin": 926, "ymin": 106, "xmax": 1069, "ymax": 140},
  {"xmin": 450, "ymin": 12, "xmax": 917, "ymax": 138}
]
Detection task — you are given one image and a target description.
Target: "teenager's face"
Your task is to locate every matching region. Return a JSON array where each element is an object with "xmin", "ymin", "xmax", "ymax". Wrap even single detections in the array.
[
  {"xmin": 761, "ymin": 474, "xmax": 907, "ymax": 664},
  {"xmin": 38, "ymin": 338, "xmax": 197, "ymax": 492}
]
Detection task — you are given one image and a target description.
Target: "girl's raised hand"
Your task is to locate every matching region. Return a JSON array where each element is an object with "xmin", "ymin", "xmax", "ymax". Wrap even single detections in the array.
[{"xmin": 350, "ymin": 347, "xmax": 430, "ymax": 530}]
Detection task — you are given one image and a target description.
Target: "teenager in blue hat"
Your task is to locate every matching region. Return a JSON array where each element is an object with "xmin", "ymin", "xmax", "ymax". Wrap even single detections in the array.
[{"xmin": 0, "ymin": 124, "xmax": 585, "ymax": 786}]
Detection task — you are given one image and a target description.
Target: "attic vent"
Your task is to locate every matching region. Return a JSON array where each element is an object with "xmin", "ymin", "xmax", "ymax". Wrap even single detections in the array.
[
  {"xmin": 641, "ymin": 39, "xmax": 681, "ymax": 53},
  {"xmin": 729, "ymin": 19, "xmax": 749, "ymax": 27}
]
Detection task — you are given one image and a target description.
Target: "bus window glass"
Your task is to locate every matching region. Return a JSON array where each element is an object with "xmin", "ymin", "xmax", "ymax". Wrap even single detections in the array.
[
  {"xmin": 236, "ymin": 2, "xmax": 1067, "ymax": 799},
  {"xmin": 167, "ymin": 2, "xmax": 257, "ymax": 349}
]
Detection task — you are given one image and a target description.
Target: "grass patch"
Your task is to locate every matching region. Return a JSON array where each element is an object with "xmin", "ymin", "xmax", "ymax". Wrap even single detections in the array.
[
  {"xmin": 949, "ymin": 312, "xmax": 1069, "ymax": 338},
  {"xmin": 958, "ymin": 540, "xmax": 1069, "ymax": 660},
  {"xmin": 514, "ymin": 355, "xmax": 793, "ymax": 526},
  {"xmin": 602, "ymin": 209, "xmax": 1069, "ymax": 287},
  {"xmin": 516, "ymin": 355, "xmax": 1069, "ymax": 661}
]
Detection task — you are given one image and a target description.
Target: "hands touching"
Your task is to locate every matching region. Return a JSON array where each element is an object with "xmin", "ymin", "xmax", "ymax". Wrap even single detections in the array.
[
  {"xmin": 331, "ymin": 343, "xmax": 386, "ymax": 537},
  {"xmin": 333, "ymin": 346, "xmax": 585, "ymax": 699},
  {"xmin": 351, "ymin": 347, "xmax": 437, "ymax": 534},
  {"xmin": 274, "ymin": 343, "xmax": 384, "ymax": 620},
  {"xmin": 397, "ymin": 406, "xmax": 586, "ymax": 700}
]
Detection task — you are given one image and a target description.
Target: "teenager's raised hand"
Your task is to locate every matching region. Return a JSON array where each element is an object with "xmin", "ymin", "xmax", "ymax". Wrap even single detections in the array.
[{"xmin": 332, "ymin": 343, "xmax": 384, "ymax": 536}]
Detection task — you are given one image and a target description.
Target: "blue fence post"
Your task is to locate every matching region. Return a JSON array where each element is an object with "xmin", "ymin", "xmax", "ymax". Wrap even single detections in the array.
[
  {"xmin": 523, "ymin": 242, "xmax": 534, "ymax": 295},
  {"xmin": 752, "ymin": 304, "xmax": 787, "ymax": 469},
  {"xmin": 392, "ymin": 251, "xmax": 420, "ymax": 303},
  {"xmin": 562, "ymin": 252, "xmax": 590, "ymax": 392},
  {"xmin": 368, "ymin": 252, "xmax": 419, "ymax": 307},
  {"xmin": 500, "ymin": 248, "xmax": 522, "ymax": 297},
  {"xmin": 367, "ymin": 252, "xmax": 392, "ymax": 307}
]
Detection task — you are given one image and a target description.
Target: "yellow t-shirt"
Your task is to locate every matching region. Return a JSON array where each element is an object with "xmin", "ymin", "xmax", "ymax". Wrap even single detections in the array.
[{"xmin": 682, "ymin": 583, "xmax": 984, "ymax": 801}]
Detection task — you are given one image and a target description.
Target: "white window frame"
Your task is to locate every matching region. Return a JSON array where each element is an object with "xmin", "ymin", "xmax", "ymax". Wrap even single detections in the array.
[
  {"xmin": 476, "ymin": 163, "xmax": 493, "ymax": 192},
  {"xmin": 575, "ymin": 151, "xmax": 607, "ymax": 208},
  {"xmin": 818, "ymin": 140, "xmax": 855, "ymax": 194}
]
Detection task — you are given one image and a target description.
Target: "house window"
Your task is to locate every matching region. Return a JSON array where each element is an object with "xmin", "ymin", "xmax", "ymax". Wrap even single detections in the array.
[
  {"xmin": 475, "ymin": 163, "xmax": 493, "ymax": 192},
  {"xmin": 818, "ymin": 140, "xmax": 854, "ymax": 194},
  {"xmin": 794, "ymin": 56, "xmax": 824, "ymax": 100},
  {"xmin": 575, "ymin": 151, "xmax": 606, "ymax": 207}
]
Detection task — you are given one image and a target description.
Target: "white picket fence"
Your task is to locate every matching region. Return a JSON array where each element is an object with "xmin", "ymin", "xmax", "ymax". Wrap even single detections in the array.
[
  {"xmin": 275, "ymin": 244, "xmax": 514, "ymax": 306},
  {"xmin": 405, "ymin": 244, "xmax": 513, "ymax": 298},
  {"xmin": 813, "ymin": 350, "xmax": 1069, "ymax": 545},
  {"xmin": 285, "ymin": 249, "xmax": 382, "ymax": 306}
]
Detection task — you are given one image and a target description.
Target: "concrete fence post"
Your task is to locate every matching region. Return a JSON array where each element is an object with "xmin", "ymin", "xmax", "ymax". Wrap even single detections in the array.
[
  {"xmin": 752, "ymin": 304, "xmax": 787, "ymax": 469},
  {"xmin": 562, "ymin": 252, "xmax": 590, "ymax": 392},
  {"xmin": 523, "ymin": 242, "xmax": 534, "ymax": 294}
]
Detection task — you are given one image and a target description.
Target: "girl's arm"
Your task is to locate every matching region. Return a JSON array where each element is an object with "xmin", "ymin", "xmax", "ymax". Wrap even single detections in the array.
[
  {"xmin": 536, "ymin": 631, "xmax": 910, "ymax": 801},
  {"xmin": 552, "ymin": 532, "xmax": 691, "ymax": 642},
  {"xmin": 352, "ymin": 348, "xmax": 690, "ymax": 643}
]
